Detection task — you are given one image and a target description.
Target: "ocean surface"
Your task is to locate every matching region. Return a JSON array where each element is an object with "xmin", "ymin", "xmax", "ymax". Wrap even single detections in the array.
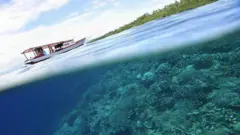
[{"xmin": 0, "ymin": 0, "xmax": 240, "ymax": 135}]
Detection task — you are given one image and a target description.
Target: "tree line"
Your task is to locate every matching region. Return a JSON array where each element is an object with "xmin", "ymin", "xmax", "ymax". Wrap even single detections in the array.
[{"xmin": 89, "ymin": 0, "xmax": 217, "ymax": 43}]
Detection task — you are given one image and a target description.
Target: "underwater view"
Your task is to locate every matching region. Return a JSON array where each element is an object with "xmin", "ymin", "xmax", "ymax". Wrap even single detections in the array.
[
  {"xmin": 53, "ymin": 30, "xmax": 240, "ymax": 135},
  {"xmin": 0, "ymin": 0, "xmax": 240, "ymax": 135}
]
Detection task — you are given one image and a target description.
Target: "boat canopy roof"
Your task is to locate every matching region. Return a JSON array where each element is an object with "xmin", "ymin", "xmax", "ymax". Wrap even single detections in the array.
[{"xmin": 21, "ymin": 39, "xmax": 73, "ymax": 54}]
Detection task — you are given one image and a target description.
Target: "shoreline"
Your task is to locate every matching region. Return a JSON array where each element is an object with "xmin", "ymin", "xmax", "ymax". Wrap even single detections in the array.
[{"xmin": 89, "ymin": 0, "xmax": 217, "ymax": 43}]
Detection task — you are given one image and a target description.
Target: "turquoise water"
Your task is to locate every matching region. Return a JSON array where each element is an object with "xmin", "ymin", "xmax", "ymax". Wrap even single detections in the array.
[
  {"xmin": 0, "ymin": 0, "xmax": 240, "ymax": 135},
  {"xmin": 52, "ymin": 30, "xmax": 240, "ymax": 135}
]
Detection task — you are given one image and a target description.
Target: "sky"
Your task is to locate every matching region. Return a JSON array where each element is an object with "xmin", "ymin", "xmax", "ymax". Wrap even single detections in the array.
[{"xmin": 0, "ymin": 0, "xmax": 177, "ymax": 73}]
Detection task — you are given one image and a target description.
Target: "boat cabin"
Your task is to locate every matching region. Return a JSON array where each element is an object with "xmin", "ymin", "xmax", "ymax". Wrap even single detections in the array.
[{"xmin": 21, "ymin": 39, "xmax": 74, "ymax": 61}]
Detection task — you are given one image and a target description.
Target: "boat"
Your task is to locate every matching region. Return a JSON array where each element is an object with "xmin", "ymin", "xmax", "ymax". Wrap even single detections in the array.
[{"xmin": 22, "ymin": 38, "xmax": 86, "ymax": 65}]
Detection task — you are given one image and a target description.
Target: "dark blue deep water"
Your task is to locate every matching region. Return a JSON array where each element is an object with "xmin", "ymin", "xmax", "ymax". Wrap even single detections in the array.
[{"xmin": 0, "ymin": 69, "xmax": 106, "ymax": 135}]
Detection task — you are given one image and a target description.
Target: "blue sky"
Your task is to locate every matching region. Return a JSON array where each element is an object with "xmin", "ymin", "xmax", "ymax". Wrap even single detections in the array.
[
  {"xmin": 23, "ymin": 0, "xmax": 89, "ymax": 30},
  {"xmin": 0, "ymin": 0, "xmax": 177, "ymax": 36},
  {"xmin": 0, "ymin": 0, "xmax": 176, "ymax": 72},
  {"xmin": 22, "ymin": 0, "xmax": 170, "ymax": 31}
]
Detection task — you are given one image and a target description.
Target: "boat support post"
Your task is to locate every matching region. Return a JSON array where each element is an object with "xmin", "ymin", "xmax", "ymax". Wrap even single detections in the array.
[{"xmin": 23, "ymin": 53, "xmax": 28, "ymax": 60}]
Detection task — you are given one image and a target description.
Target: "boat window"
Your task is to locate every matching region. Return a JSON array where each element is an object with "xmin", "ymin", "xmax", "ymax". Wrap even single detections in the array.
[
  {"xmin": 43, "ymin": 48, "xmax": 50, "ymax": 55},
  {"xmin": 25, "ymin": 52, "xmax": 35, "ymax": 59}
]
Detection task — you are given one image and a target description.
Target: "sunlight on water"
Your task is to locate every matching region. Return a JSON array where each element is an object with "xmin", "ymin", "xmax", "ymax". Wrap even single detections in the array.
[{"xmin": 0, "ymin": 0, "xmax": 240, "ymax": 91}]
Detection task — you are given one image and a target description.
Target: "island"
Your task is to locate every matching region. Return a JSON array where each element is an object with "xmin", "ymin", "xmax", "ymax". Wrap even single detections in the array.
[{"xmin": 89, "ymin": 0, "xmax": 217, "ymax": 43}]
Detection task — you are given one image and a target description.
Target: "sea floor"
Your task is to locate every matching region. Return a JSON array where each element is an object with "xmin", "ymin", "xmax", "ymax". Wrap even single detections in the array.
[{"xmin": 53, "ymin": 30, "xmax": 240, "ymax": 135}]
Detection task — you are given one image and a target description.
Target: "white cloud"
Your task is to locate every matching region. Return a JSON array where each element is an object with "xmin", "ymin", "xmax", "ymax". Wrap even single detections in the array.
[
  {"xmin": 0, "ymin": 0, "xmax": 69, "ymax": 34},
  {"xmin": 0, "ymin": 0, "xmax": 176, "ymax": 72},
  {"xmin": 91, "ymin": 0, "xmax": 119, "ymax": 9},
  {"xmin": 149, "ymin": 0, "xmax": 180, "ymax": 11}
]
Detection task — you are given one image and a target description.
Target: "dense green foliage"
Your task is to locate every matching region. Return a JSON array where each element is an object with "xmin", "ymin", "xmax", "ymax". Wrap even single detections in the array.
[{"xmin": 89, "ymin": 0, "xmax": 217, "ymax": 43}]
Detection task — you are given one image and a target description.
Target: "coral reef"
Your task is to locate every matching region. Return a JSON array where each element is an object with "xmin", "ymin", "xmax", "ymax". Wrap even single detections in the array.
[{"xmin": 53, "ymin": 32, "xmax": 240, "ymax": 135}]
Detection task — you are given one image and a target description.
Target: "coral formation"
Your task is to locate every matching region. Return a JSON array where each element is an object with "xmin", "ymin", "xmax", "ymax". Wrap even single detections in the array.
[{"xmin": 53, "ymin": 31, "xmax": 240, "ymax": 135}]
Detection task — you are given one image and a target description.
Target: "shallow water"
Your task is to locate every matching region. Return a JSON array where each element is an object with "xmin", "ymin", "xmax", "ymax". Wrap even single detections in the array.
[{"xmin": 0, "ymin": 0, "xmax": 240, "ymax": 135}]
